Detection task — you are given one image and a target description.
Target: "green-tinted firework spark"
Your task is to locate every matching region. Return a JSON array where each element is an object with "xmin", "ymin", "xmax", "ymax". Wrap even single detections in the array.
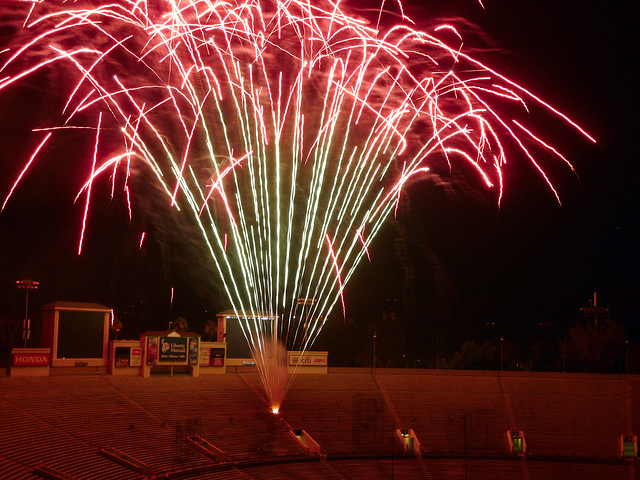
[{"xmin": 0, "ymin": 0, "xmax": 592, "ymax": 408}]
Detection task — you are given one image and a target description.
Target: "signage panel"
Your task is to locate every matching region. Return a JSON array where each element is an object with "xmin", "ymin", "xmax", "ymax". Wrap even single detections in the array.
[
  {"xmin": 130, "ymin": 347, "xmax": 142, "ymax": 367},
  {"xmin": 159, "ymin": 337, "xmax": 188, "ymax": 362},
  {"xmin": 199, "ymin": 348, "xmax": 211, "ymax": 366},
  {"xmin": 188, "ymin": 338, "xmax": 199, "ymax": 365},
  {"xmin": 211, "ymin": 348, "xmax": 225, "ymax": 367},
  {"xmin": 114, "ymin": 346, "xmax": 130, "ymax": 367},
  {"xmin": 212, "ymin": 357, "xmax": 225, "ymax": 367},
  {"xmin": 13, "ymin": 352, "xmax": 50, "ymax": 366},
  {"xmin": 289, "ymin": 353, "xmax": 328, "ymax": 366},
  {"xmin": 147, "ymin": 336, "xmax": 158, "ymax": 365}
]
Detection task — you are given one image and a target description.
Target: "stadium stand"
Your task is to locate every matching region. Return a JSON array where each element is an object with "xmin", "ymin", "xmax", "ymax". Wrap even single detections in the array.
[
  {"xmin": 0, "ymin": 457, "xmax": 41, "ymax": 480},
  {"xmin": 280, "ymin": 372, "xmax": 396, "ymax": 455},
  {"xmin": 0, "ymin": 381, "xmax": 141, "ymax": 480},
  {"xmin": 375, "ymin": 371, "xmax": 509, "ymax": 454},
  {"xmin": 0, "ymin": 369, "xmax": 638, "ymax": 479},
  {"xmin": 500, "ymin": 373, "xmax": 628, "ymax": 458}
]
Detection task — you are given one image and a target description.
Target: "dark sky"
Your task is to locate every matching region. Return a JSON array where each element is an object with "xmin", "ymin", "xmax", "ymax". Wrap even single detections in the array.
[
  {"xmin": 343, "ymin": 0, "xmax": 639, "ymax": 342},
  {"xmin": 0, "ymin": 1, "xmax": 638, "ymax": 345}
]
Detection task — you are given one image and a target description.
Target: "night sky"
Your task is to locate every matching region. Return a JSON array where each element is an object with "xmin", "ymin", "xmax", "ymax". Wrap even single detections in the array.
[
  {"xmin": 346, "ymin": 0, "xmax": 640, "ymax": 350},
  {"xmin": 0, "ymin": 1, "xmax": 637, "ymax": 352}
]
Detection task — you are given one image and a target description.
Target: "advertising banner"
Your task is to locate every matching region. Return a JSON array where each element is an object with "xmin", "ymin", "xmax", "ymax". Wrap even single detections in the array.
[
  {"xmin": 13, "ymin": 351, "xmax": 50, "ymax": 367},
  {"xmin": 130, "ymin": 347, "xmax": 142, "ymax": 367},
  {"xmin": 147, "ymin": 336, "xmax": 159, "ymax": 365},
  {"xmin": 188, "ymin": 338, "xmax": 199, "ymax": 365},
  {"xmin": 115, "ymin": 347, "xmax": 130, "ymax": 367},
  {"xmin": 199, "ymin": 347, "xmax": 211, "ymax": 366},
  {"xmin": 211, "ymin": 348, "xmax": 225, "ymax": 367},
  {"xmin": 289, "ymin": 352, "xmax": 328, "ymax": 366},
  {"xmin": 159, "ymin": 337, "xmax": 188, "ymax": 362}
]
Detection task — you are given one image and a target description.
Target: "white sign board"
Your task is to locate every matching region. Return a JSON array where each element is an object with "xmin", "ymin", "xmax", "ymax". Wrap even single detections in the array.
[{"xmin": 288, "ymin": 351, "xmax": 328, "ymax": 373}]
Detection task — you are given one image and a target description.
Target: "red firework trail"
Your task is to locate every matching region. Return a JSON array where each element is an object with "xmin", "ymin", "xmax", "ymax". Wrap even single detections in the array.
[{"xmin": 0, "ymin": 0, "xmax": 593, "ymax": 408}]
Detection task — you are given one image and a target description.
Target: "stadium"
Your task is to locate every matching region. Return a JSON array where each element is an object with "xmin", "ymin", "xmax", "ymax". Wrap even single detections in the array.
[
  {"xmin": 2, "ymin": 343, "xmax": 638, "ymax": 479},
  {"xmin": 0, "ymin": 2, "xmax": 637, "ymax": 479}
]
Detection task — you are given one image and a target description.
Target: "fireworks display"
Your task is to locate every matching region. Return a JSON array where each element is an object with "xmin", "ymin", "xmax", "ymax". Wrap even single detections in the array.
[{"xmin": 0, "ymin": 0, "xmax": 592, "ymax": 408}]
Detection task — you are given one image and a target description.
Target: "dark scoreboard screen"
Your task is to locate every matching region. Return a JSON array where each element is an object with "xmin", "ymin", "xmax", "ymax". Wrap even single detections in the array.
[{"xmin": 57, "ymin": 310, "xmax": 105, "ymax": 359}]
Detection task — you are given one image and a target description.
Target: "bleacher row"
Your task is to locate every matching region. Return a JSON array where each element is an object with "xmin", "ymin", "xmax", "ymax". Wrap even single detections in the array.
[{"xmin": 0, "ymin": 370, "xmax": 637, "ymax": 479}]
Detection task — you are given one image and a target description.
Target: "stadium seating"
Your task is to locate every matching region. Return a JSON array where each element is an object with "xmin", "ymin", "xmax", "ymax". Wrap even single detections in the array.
[{"xmin": 0, "ymin": 369, "xmax": 637, "ymax": 479}]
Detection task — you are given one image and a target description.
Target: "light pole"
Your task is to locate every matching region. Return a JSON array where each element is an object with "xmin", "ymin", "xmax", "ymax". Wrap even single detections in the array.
[
  {"xmin": 626, "ymin": 340, "xmax": 629, "ymax": 374},
  {"xmin": 16, "ymin": 279, "xmax": 39, "ymax": 348},
  {"xmin": 373, "ymin": 331, "xmax": 377, "ymax": 373},
  {"xmin": 500, "ymin": 335, "xmax": 504, "ymax": 371}
]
